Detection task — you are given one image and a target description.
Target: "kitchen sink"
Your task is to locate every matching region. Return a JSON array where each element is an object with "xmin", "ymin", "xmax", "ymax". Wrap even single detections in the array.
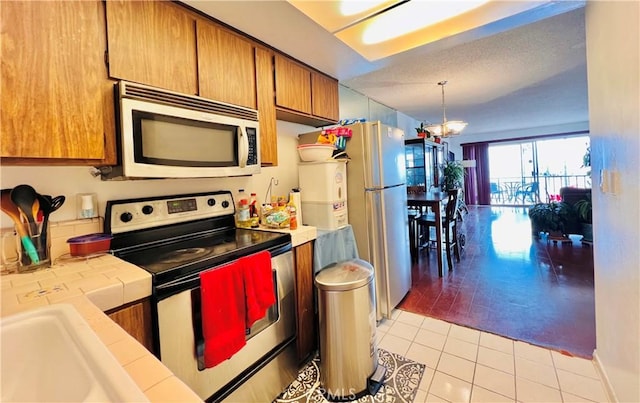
[{"xmin": 1, "ymin": 304, "xmax": 149, "ymax": 402}]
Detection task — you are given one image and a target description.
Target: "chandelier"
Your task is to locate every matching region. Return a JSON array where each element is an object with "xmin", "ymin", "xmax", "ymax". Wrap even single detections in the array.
[{"xmin": 425, "ymin": 80, "xmax": 468, "ymax": 137}]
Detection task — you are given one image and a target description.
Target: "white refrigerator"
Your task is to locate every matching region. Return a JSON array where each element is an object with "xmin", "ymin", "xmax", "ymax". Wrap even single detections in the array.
[{"xmin": 343, "ymin": 121, "xmax": 411, "ymax": 320}]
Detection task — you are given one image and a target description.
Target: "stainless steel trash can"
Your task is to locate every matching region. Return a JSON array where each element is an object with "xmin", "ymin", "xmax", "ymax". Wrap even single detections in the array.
[{"xmin": 315, "ymin": 259, "xmax": 385, "ymax": 400}]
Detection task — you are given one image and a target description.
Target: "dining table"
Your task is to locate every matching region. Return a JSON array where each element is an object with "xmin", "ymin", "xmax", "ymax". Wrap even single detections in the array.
[
  {"xmin": 501, "ymin": 181, "xmax": 524, "ymax": 203},
  {"xmin": 407, "ymin": 191, "xmax": 450, "ymax": 276}
]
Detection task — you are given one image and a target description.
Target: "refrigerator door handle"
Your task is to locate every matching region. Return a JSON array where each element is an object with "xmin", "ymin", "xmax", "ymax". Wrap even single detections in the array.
[{"xmin": 367, "ymin": 190, "xmax": 391, "ymax": 320}]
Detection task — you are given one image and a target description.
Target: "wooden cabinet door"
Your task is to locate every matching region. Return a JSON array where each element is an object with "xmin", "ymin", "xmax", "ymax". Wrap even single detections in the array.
[
  {"xmin": 197, "ymin": 21, "xmax": 256, "ymax": 109},
  {"xmin": 255, "ymin": 47, "xmax": 278, "ymax": 166},
  {"xmin": 294, "ymin": 241, "xmax": 316, "ymax": 362},
  {"xmin": 274, "ymin": 54, "xmax": 311, "ymax": 114},
  {"xmin": 105, "ymin": 0, "xmax": 197, "ymax": 95},
  {"xmin": 312, "ymin": 72, "xmax": 340, "ymax": 121},
  {"xmin": 0, "ymin": 1, "xmax": 114, "ymax": 162},
  {"xmin": 107, "ymin": 299, "xmax": 155, "ymax": 354}
]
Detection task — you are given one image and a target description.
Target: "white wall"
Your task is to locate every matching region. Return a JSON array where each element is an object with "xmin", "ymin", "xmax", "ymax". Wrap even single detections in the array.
[
  {"xmin": 339, "ymin": 85, "xmax": 370, "ymax": 121},
  {"xmin": 396, "ymin": 113, "xmax": 417, "ymax": 138},
  {"xmin": 339, "ymin": 84, "xmax": 422, "ymax": 138},
  {"xmin": 585, "ymin": 2, "xmax": 640, "ymax": 402},
  {"xmin": 0, "ymin": 120, "xmax": 315, "ymax": 228}
]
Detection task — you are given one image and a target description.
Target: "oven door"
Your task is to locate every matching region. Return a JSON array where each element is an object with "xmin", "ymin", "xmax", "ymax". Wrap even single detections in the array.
[{"xmin": 155, "ymin": 249, "xmax": 296, "ymax": 401}]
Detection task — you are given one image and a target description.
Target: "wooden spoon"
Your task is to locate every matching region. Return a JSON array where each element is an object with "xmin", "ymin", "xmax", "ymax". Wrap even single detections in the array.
[{"xmin": 0, "ymin": 189, "xmax": 39, "ymax": 264}]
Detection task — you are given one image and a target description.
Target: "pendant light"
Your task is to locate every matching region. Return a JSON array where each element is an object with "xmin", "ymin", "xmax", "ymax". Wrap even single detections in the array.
[{"xmin": 425, "ymin": 80, "xmax": 468, "ymax": 137}]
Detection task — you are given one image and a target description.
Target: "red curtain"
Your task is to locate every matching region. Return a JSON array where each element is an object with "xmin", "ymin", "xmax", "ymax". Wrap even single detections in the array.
[{"xmin": 463, "ymin": 143, "xmax": 490, "ymax": 205}]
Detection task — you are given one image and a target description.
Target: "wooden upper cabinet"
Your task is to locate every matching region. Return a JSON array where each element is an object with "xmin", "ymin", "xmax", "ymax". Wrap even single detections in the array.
[
  {"xmin": 0, "ymin": 1, "xmax": 114, "ymax": 162},
  {"xmin": 105, "ymin": 0, "xmax": 198, "ymax": 95},
  {"xmin": 312, "ymin": 72, "xmax": 340, "ymax": 122},
  {"xmin": 255, "ymin": 47, "xmax": 278, "ymax": 166},
  {"xmin": 197, "ymin": 20, "xmax": 256, "ymax": 109},
  {"xmin": 274, "ymin": 54, "xmax": 339, "ymax": 127},
  {"xmin": 274, "ymin": 54, "xmax": 312, "ymax": 114}
]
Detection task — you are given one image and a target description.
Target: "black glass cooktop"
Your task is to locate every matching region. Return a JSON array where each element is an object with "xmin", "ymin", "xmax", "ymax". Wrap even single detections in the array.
[{"xmin": 115, "ymin": 228, "xmax": 290, "ymax": 281}]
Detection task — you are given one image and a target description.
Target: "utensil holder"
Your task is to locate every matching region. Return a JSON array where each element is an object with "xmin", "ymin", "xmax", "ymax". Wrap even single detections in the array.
[
  {"xmin": 1, "ymin": 230, "xmax": 20, "ymax": 275},
  {"xmin": 17, "ymin": 222, "xmax": 50, "ymax": 273}
]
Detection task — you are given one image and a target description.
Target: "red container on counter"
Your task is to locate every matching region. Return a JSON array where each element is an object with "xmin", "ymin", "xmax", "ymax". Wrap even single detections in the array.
[{"xmin": 67, "ymin": 233, "xmax": 113, "ymax": 256}]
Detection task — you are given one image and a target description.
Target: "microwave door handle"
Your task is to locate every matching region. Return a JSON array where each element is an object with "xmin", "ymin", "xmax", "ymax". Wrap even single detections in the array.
[{"xmin": 238, "ymin": 126, "xmax": 249, "ymax": 168}]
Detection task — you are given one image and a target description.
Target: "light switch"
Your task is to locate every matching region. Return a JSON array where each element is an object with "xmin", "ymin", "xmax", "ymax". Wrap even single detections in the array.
[
  {"xmin": 599, "ymin": 169, "xmax": 608, "ymax": 193},
  {"xmin": 609, "ymin": 170, "xmax": 620, "ymax": 195},
  {"xmin": 599, "ymin": 169, "xmax": 619, "ymax": 195}
]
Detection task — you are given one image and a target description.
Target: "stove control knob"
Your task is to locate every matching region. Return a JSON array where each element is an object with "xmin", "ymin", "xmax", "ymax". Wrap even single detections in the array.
[
  {"xmin": 120, "ymin": 212, "xmax": 133, "ymax": 223},
  {"xmin": 207, "ymin": 198, "xmax": 216, "ymax": 207},
  {"xmin": 221, "ymin": 200, "xmax": 229, "ymax": 209},
  {"xmin": 142, "ymin": 205, "xmax": 154, "ymax": 215}
]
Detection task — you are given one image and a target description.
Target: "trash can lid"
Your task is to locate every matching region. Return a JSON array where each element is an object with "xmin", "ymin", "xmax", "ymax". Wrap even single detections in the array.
[{"xmin": 314, "ymin": 259, "xmax": 374, "ymax": 291}]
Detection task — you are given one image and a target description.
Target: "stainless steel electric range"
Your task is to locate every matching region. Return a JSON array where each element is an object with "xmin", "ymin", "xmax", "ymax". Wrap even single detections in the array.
[{"xmin": 105, "ymin": 190, "xmax": 298, "ymax": 402}]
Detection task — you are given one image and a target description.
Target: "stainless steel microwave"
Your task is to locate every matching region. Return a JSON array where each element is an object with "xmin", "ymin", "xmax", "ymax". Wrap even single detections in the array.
[{"xmin": 100, "ymin": 81, "xmax": 260, "ymax": 180}]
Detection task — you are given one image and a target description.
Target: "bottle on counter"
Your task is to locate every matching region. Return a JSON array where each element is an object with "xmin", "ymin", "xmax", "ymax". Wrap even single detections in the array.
[
  {"xmin": 235, "ymin": 189, "xmax": 251, "ymax": 228},
  {"xmin": 249, "ymin": 192, "xmax": 259, "ymax": 228},
  {"xmin": 288, "ymin": 196, "xmax": 298, "ymax": 230}
]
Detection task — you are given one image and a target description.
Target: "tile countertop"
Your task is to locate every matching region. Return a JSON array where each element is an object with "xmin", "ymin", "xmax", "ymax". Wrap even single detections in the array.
[
  {"xmin": 0, "ymin": 254, "xmax": 202, "ymax": 402},
  {"xmin": 254, "ymin": 224, "xmax": 317, "ymax": 247}
]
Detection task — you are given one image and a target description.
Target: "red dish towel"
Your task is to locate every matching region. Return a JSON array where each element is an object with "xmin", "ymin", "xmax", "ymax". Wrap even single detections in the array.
[
  {"xmin": 241, "ymin": 250, "xmax": 275, "ymax": 328},
  {"xmin": 199, "ymin": 261, "xmax": 247, "ymax": 368}
]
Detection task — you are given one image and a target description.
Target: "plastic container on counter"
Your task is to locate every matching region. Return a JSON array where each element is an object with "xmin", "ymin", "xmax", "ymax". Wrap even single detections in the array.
[{"xmin": 66, "ymin": 233, "xmax": 113, "ymax": 257}]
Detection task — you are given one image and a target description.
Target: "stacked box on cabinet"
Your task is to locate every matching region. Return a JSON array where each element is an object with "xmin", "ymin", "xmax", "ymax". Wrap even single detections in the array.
[{"xmin": 298, "ymin": 160, "xmax": 348, "ymax": 230}]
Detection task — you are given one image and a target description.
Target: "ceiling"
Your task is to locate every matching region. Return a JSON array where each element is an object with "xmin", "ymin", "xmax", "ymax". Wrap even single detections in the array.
[{"xmin": 181, "ymin": 1, "xmax": 589, "ymax": 136}]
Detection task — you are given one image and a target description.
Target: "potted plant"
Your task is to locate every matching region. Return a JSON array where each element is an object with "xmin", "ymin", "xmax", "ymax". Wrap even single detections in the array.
[
  {"xmin": 582, "ymin": 144, "xmax": 591, "ymax": 176},
  {"xmin": 582, "ymin": 145, "xmax": 591, "ymax": 168},
  {"xmin": 415, "ymin": 123, "xmax": 430, "ymax": 139},
  {"xmin": 528, "ymin": 203, "xmax": 558, "ymax": 237},
  {"xmin": 442, "ymin": 160, "xmax": 464, "ymax": 191},
  {"xmin": 575, "ymin": 196, "xmax": 593, "ymax": 243},
  {"xmin": 528, "ymin": 201, "xmax": 577, "ymax": 240}
]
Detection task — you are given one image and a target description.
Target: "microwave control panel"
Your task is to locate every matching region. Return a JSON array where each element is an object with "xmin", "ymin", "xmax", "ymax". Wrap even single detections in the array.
[{"xmin": 247, "ymin": 127, "xmax": 258, "ymax": 165}]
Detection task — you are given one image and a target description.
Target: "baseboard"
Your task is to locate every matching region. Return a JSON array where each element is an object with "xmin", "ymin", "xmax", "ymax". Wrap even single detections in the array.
[{"xmin": 593, "ymin": 349, "xmax": 618, "ymax": 402}]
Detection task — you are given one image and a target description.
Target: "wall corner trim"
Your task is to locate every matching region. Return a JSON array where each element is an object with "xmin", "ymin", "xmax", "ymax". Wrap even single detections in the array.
[{"xmin": 592, "ymin": 349, "xmax": 618, "ymax": 403}]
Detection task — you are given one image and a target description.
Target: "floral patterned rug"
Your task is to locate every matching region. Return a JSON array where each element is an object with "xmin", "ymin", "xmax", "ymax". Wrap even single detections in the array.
[{"xmin": 274, "ymin": 349, "xmax": 425, "ymax": 403}]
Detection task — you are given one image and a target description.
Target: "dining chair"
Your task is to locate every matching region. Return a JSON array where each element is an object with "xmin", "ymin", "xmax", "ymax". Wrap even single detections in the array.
[
  {"xmin": 490, "ymin": 182, "xmax": 506, "ymax": 203},
  {"xmin": 514, "ymin": 182, "xmax": 540, "ymax": 204},
  {"xmin": 407, "ymin": 208, "xmax": 421, "ymax": 262},
  {"xmin": 416, "ymin": 189, "xmax": 461, "ymax": 271},
  {"xmin": 407, "ymin": 185, "xmax": 428, "ymax": 215},
  {"xmin": 406, "ymin": 185, "xmax": 426, "ymax": 195}
]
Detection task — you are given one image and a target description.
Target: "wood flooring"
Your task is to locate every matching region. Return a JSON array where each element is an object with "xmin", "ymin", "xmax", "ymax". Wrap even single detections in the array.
[{"xmin": 397, "ymin": 206, "xmax": 595, "ymax": 358}]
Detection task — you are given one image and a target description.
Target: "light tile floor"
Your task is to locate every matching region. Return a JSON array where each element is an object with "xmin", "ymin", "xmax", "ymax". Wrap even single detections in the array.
[{"xmin": 378, "ymin": 310, "xmax": 609, "ymax": 403}]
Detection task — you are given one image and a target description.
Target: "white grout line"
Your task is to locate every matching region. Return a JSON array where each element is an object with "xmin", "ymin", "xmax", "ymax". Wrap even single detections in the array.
[{"xmin": 381, "ymin": 312, "xmax": 611, "ymax": 402}]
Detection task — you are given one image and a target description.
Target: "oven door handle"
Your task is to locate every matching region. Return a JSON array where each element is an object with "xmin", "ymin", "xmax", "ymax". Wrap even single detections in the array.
[{"xmin": 156, "ymin": 272, "xmax": 202, "ymax": 298}]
